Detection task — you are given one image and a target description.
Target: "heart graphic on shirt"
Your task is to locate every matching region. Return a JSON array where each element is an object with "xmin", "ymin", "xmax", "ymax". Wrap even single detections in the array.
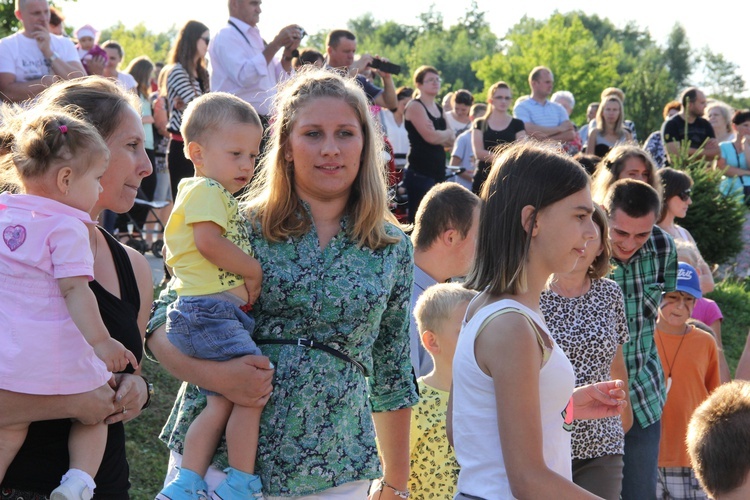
[{"xmin": 3, "ymin": 224, "xmax": 26, "ymax": 251}]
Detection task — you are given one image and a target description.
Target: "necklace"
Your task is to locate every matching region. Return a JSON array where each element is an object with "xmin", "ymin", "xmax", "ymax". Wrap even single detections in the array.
[{"xmin": 657, "ymin": 325, "xmax": 688, "ymax": 393}]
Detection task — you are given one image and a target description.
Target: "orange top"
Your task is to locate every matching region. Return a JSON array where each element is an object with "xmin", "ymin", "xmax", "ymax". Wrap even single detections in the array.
[{"xmin": 655, "ymin": 324, "xmax": 721, "ymax": 467}]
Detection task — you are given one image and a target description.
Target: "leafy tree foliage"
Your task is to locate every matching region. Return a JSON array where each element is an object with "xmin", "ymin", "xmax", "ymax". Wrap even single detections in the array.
[
  {"xmin": 663, "ymin": 23, "xmax": 693, "ymax": 88},
  {"xmin": 99, "ymin": 22, "xmax": 172, "ymax": 68},
  {"xmin": 699, "ymin": 47, "xmax": 747, "ymax": 98}
]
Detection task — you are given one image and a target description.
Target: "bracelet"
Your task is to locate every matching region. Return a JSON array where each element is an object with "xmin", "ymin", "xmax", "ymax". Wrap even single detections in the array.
[
  {"xmin": 377, "ymin": 478, "xmax": 410, "ymax": 499},
  {"xmin": 140, "ymin": 376, "xmax": 155, "ymax": 410}
]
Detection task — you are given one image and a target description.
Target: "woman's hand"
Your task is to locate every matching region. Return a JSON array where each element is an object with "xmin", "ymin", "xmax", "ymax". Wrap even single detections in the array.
[
  {"xmin": 104, "ymin": 373, "xmax": 148, "ymax": 424},
  {"xmin": 572, "ymin": 379, "xmax": 628, "ymax": 421},
  {"xmin": 219, "ymin": 355, "xmax": 274, "ymax": 407}
]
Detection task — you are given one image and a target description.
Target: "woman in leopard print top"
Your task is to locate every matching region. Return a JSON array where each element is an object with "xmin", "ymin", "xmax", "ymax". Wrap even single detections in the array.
[{"xmin": 541, "ymin": 204, "xmax": 633, "ymax": 500}]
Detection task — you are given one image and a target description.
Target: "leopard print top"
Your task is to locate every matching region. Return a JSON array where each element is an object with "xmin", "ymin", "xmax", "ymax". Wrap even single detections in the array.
[{"xmin": 540, "ymin": 278, "xmax": 630, "ymax": 458}]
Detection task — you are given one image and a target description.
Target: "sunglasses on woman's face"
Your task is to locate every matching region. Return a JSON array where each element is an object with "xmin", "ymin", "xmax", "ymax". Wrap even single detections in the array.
[{"xmin": 678, "ymin": 189, "xmax": 692, "ymax": 202}]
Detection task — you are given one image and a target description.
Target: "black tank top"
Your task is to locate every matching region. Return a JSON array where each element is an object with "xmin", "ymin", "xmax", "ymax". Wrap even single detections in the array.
[
  {"xmin": 405, "ymin": 99, "xmax": 447, "ymax": 181},
  {"xmin": 3, "ymin": 228, "xmax": 143, "ymax": 499}
]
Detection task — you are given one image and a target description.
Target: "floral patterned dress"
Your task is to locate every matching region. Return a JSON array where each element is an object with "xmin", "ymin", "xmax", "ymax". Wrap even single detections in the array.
[{"xmin": 149, "ymin": 208, "xmax": 418, "ymax": 497}]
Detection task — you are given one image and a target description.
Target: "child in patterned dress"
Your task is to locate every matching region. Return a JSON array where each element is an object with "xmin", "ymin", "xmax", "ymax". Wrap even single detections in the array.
[{"xmin": 409, "ymin": 283, "xmax": 476, "ymax": 499}]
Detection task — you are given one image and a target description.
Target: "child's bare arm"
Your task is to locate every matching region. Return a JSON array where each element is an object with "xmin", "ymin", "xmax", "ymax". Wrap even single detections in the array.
[
  {"xmin": 58, "ymin": 276, "xmax": 138, "ymax": 372},
  {"xmin": 193, "ymin": 220, "xmax": 262, "ymax": 302}
]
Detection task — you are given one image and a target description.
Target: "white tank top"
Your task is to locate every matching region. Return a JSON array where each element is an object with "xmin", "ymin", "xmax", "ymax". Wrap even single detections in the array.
[{"xmin": 452, "ymin": 298, "xmax": 576, "ymax": 499}]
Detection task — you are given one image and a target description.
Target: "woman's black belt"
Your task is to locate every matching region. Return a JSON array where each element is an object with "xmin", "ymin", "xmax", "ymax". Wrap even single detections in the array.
[{"xmin": 254, "ymin": 338, "xmax": 366, "ymax": 375}]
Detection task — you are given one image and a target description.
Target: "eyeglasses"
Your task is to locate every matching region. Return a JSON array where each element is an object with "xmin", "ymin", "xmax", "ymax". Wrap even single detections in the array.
[
  {"xmin": 678, "ymin": 189, "xmax": 692, "ymax": 201},
  {"xmin": 493, "ymin": 96, "xmax": 512, "ymax": 101},
  {"xmin": 201, "ymin": 36, "xmax": 210, "ymax": 44},
  {"xmin": 423, "ymin": 77, "xmax": 441, "ymax": 84}
]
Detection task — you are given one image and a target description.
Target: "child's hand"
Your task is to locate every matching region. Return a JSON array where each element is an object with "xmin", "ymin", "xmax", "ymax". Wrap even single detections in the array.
[
  {"xmin": 244, "ymin": 275, "xmax": 262, "ymax": 307},
  {"xmin": 93, "ymin": 338, "xmax": 139, "ymax": 372}
]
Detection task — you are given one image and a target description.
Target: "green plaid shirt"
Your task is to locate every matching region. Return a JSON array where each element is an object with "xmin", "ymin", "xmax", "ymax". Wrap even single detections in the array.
[{"xmin": 609, "ymin": 225, "xmax": 677, "ymax": 428}]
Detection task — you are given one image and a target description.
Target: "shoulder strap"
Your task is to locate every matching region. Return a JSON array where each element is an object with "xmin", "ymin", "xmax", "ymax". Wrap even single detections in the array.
[{"xmin": 475, "ymin": 306, "xmax": 552, "ymax": 365}]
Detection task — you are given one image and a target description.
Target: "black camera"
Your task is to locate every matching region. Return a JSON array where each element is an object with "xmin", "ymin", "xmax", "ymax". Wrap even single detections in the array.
[{"xmin": 369, "ymin": 58, "xmax": 401, "ymax": 75}]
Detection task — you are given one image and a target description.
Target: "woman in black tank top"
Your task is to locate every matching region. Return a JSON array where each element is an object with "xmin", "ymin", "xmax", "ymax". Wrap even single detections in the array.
[
  {"xmin": 1, "ymin": 78, "xmax": 154, "ymax": 499},
  {"xmin": 403, "ymin": 65, "xmax": 456, "ymax": 222}
]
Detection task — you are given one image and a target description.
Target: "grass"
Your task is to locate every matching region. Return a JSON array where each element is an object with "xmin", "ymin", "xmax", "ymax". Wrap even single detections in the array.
[{"xmin": 123, "ymin": 280, "xmax": 750, "ymax": 499}]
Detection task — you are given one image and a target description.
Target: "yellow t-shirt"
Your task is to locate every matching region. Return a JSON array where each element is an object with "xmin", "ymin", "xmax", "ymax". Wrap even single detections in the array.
[
  {"xmin": 408, "ymin": 378, "xmax": 459, "ymax": 499},
  {"xmin": 165, "ymin": 176, "xmax": 254, "ymax": 296}
]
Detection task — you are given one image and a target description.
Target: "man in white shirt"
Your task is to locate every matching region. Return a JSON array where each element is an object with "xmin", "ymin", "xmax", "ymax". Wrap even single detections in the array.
[
  {"xmin": 0, "ymin": 0, "xmax": 84, "ymax": 103},
  {"xmin": 208, "ymin": 0, "xmax": 301, "ymax": 120}
]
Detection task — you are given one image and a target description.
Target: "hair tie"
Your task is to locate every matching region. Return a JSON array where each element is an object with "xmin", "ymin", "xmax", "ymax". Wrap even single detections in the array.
[{"xmin": 59, "ymin": 125, "xmax": 68, "ymax": 134}]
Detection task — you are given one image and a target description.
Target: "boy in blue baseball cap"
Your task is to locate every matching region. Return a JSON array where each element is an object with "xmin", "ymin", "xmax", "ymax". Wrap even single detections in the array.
[{"xmin": 655, "ymin": 262, "xmax": 721, "ymax": 499}]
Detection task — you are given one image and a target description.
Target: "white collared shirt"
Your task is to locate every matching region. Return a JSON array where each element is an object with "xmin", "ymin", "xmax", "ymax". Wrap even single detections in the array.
[{"xmin": 207, "ymin": 17, "xmax": 289, "ymax": 115}]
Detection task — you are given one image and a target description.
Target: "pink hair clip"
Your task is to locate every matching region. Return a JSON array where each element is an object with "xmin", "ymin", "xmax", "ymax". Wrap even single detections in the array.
[{"xmin": 59, "ymin": 125, "xmax": 68, "ymax": 134}]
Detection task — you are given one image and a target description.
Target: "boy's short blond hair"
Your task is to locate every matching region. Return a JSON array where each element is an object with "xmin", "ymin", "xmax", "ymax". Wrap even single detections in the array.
[
  {"xmin": 180, "ymin": 92, "xmax": 262, "ymax": 155},
  {"xmin": 414, "ymin": 283, "xmax": 476, "ymax": 340}
]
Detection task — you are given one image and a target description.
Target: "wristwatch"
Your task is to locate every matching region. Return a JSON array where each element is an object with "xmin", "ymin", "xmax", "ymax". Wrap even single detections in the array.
[
  {"xmin": 140, "ymin": 376, "xmax": 155, "ymax": 410},
  {"xmin": 45, "ymin": 52, "xmax": 59, "ymax": 66}
]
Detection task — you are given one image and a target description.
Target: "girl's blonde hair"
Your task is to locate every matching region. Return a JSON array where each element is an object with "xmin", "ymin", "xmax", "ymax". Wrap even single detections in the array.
[
  {"xmin": 595, "ymin": 95, "xmax": 625, "ymax": 135},
  {"xmin": 591, "ymin": 144, "xmax": 661, "ymax": 204},
  {"xmin": 0, "ymin": 106, "xmax": 109, "ymax": 191},
  {"xmin": 243, "ymin": 67, "xmax": 400, "ymax": 250}
]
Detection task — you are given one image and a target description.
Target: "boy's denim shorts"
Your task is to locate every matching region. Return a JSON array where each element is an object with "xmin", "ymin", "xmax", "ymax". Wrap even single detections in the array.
[{"xmin": 167, "ymin": 292, "xmax": 261, "ymax": 395}]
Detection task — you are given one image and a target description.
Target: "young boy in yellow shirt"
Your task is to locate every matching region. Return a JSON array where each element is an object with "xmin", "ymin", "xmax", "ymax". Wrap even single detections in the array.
[{"xmin": 409, "ymin": 283, "xmax": 476, "ymax": 499}]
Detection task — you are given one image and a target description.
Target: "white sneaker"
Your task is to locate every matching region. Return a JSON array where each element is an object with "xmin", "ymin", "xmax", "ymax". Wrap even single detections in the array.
[{"xmin": 50, "ymin": 476, "xmax": 93, "ymax": 500}]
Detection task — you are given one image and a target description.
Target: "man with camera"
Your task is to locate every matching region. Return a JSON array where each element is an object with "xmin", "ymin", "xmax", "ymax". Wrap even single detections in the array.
[
  {"xmin": 325, "ymin": 29, "xmax": 397, "ymax": 110},
  {"xmin": 209, "ymin": 0, "xmax": 302, "ymax": 124}
]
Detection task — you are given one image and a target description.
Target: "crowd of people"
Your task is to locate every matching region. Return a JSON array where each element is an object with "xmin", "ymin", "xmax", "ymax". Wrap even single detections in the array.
[{"xmin": 4, "ymin": 1, "xmax": 750, "ymax": 499}]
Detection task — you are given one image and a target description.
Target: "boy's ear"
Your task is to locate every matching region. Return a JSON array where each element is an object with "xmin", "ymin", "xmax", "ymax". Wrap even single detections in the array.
[
  {"xmin": 186, "ymin": 141, "xmax": 203, "ymax": 166},
  {"xmin": 421, "ymin": 330, "xmax": 440, "ymax": 355},
  {"xmin": 56, "ymin": 166, "xmax": 74, "ymax": 195}
]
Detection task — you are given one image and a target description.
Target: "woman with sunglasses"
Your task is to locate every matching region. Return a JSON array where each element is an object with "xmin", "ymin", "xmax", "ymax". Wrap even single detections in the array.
[
  {"xmin": 470, "ymin": 81, "xmax": 526, "ymax": 194},
  {"xmin": 657, "ymin": 167, "xmax": 714, "ymax": 294},
  {"xmin": 164, "ymin": 20, "xmax": 211, "ymax": 200}
]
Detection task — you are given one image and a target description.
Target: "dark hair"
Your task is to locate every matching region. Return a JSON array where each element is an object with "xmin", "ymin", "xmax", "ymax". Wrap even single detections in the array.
[
  {"xmin": 687, "ymin": 380, "xmax": 750, "ymax": 499},
  {"xmin": 413, "ymin": 65, "xmax": 439, "ymax": 85},
  {"xmin": 101, "ymin": 40, "xmax": 123, "ymax": 59},
  {"xmin": 603, "ymin": 179, "xmax": 662, "ymax": 220},
  {"xmin": 732, "ymin": 109, "xmax": 750, "ymax": 126},
  {"xmin": 680, "ymin": 87, "xmax": 700, "ymax": 109},
  {"xmin": 396, "ymin": 86, "xmax": 413, "ymax": 101},
  {"xmin": 464, "ymin": 141, "xmax": 590, "ymax": 295},
  {"xmin": 411, "ymin": 183, "xmax": 481, "ymax": 251},
  {"xmin": 659, "ymin": 167, "xmax": 693, "ymax": 222},
  {"xmin": 34, "ymin": 76, "xmax": 141, "ymax": 141},
  {"xmin": 294, "ymin": 48, "xmax": 324, "ymax": 68},
  {"xmin": 168, "ymin": 20, "xmax": 210, "ymax": 92},
  {"xmin": 326, "ymin": 29, "xmax": 355, "ymax": 48},
  {"xmin": 573, "ymin": 153, "xmax": 601, "ymax": 176},
  {"xmin": 589, "ymin": 205, "xmax": 614, "ymax": 279},
  {"xmin": 49, "ymin": 6, "xmax": 64, "ymax": 27},
  {"xmin": 125, "ymin": 55, "xmax": 154, "ymax": 98},
  {"xmin": 452, "ymin": 89, "xmax": 474, "ymax": 107}
]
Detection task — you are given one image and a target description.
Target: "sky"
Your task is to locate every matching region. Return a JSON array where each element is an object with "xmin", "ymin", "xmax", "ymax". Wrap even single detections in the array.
[{"xmin": 59, "ymin": 0, "xmax": 747, "ymax": 94}]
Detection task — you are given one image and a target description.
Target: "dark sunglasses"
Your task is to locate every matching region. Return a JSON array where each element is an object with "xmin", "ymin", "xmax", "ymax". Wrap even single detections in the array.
[{"xmin": 677, "ymin": 189, "xmax": 692, "ymax": 201}]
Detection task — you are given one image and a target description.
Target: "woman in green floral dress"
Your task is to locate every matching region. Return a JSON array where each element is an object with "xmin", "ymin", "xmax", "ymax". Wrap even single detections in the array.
[{"xmin": 147, "ymin": 68, "xmax": 418, "ymax": 499}]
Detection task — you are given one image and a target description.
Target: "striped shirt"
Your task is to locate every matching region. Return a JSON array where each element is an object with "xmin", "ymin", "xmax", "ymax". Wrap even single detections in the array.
[
  {"xmin": 513, "ymin": 98, "xmax": 569, "ymax": 128},
  {"xmin": 609, "ymin": 225, "xmax": 677, "ymax": 428},
  {"xmin": 166, "ymin": 63, "xmax": 205, "ymax": 134}
]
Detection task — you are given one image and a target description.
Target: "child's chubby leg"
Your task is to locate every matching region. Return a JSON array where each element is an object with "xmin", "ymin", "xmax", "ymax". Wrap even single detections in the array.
[
  {"xmin": 0, "ymin": 422, "xmax": 29, "ymax": 482},
  {"xmin": 48, "ymin": 421, "xmax": 106, "ymax": 499},
  {"xmin": 181, "ymin": 395, "xmax": 233, "ymax": 476},
  {"xmin": 210, "ymin": 405, "xmax": 264, "ymax": 499}
]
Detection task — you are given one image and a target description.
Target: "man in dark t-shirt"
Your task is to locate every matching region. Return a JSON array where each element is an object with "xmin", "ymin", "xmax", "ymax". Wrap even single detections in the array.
[{"xmin": 662, "ymin": 87, "xmax": 722, "ymax": 165}]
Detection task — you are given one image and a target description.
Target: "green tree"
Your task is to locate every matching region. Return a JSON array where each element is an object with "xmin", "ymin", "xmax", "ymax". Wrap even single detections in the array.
[
  {"xmin": 699, "ymin": 47, "xmax": 746, "ymax": 98},
  {"xmin": 663, "ymin": 23, "xmax": 693, "ymax": 88},
  {"xmin": 99, "ymin": 22, "xmax": 172, "ymax": 68},
  {"xmin": 472, "ymin": 13, "xmax": 621, "ymax": 125}
]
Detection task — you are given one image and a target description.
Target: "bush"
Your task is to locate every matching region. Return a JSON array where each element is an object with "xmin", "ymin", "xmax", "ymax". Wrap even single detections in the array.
[
  {"xmin": 679, "ymin": 161, "xmax": 746, "ymax": 265},
  {"xmin": 706, "ymin": 279, "xmax": 750, "ymax": 375}
]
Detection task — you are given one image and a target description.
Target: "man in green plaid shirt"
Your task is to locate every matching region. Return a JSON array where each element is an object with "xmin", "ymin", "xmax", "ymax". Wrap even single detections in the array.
[{"xmin": 605, "ymin": 179, "xmax": 678, "ymax": 500}]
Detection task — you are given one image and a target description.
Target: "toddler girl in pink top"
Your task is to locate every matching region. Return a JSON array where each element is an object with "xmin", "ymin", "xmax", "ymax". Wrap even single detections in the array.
[{"xmin": 0, "ymin": 109, "xmax": 138, "ymax": 499}]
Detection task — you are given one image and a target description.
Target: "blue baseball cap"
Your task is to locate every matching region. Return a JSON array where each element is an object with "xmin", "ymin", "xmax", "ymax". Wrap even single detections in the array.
[{"xmin": 675, "ymin": 262, "xmax": 702, "ymax": 299}]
